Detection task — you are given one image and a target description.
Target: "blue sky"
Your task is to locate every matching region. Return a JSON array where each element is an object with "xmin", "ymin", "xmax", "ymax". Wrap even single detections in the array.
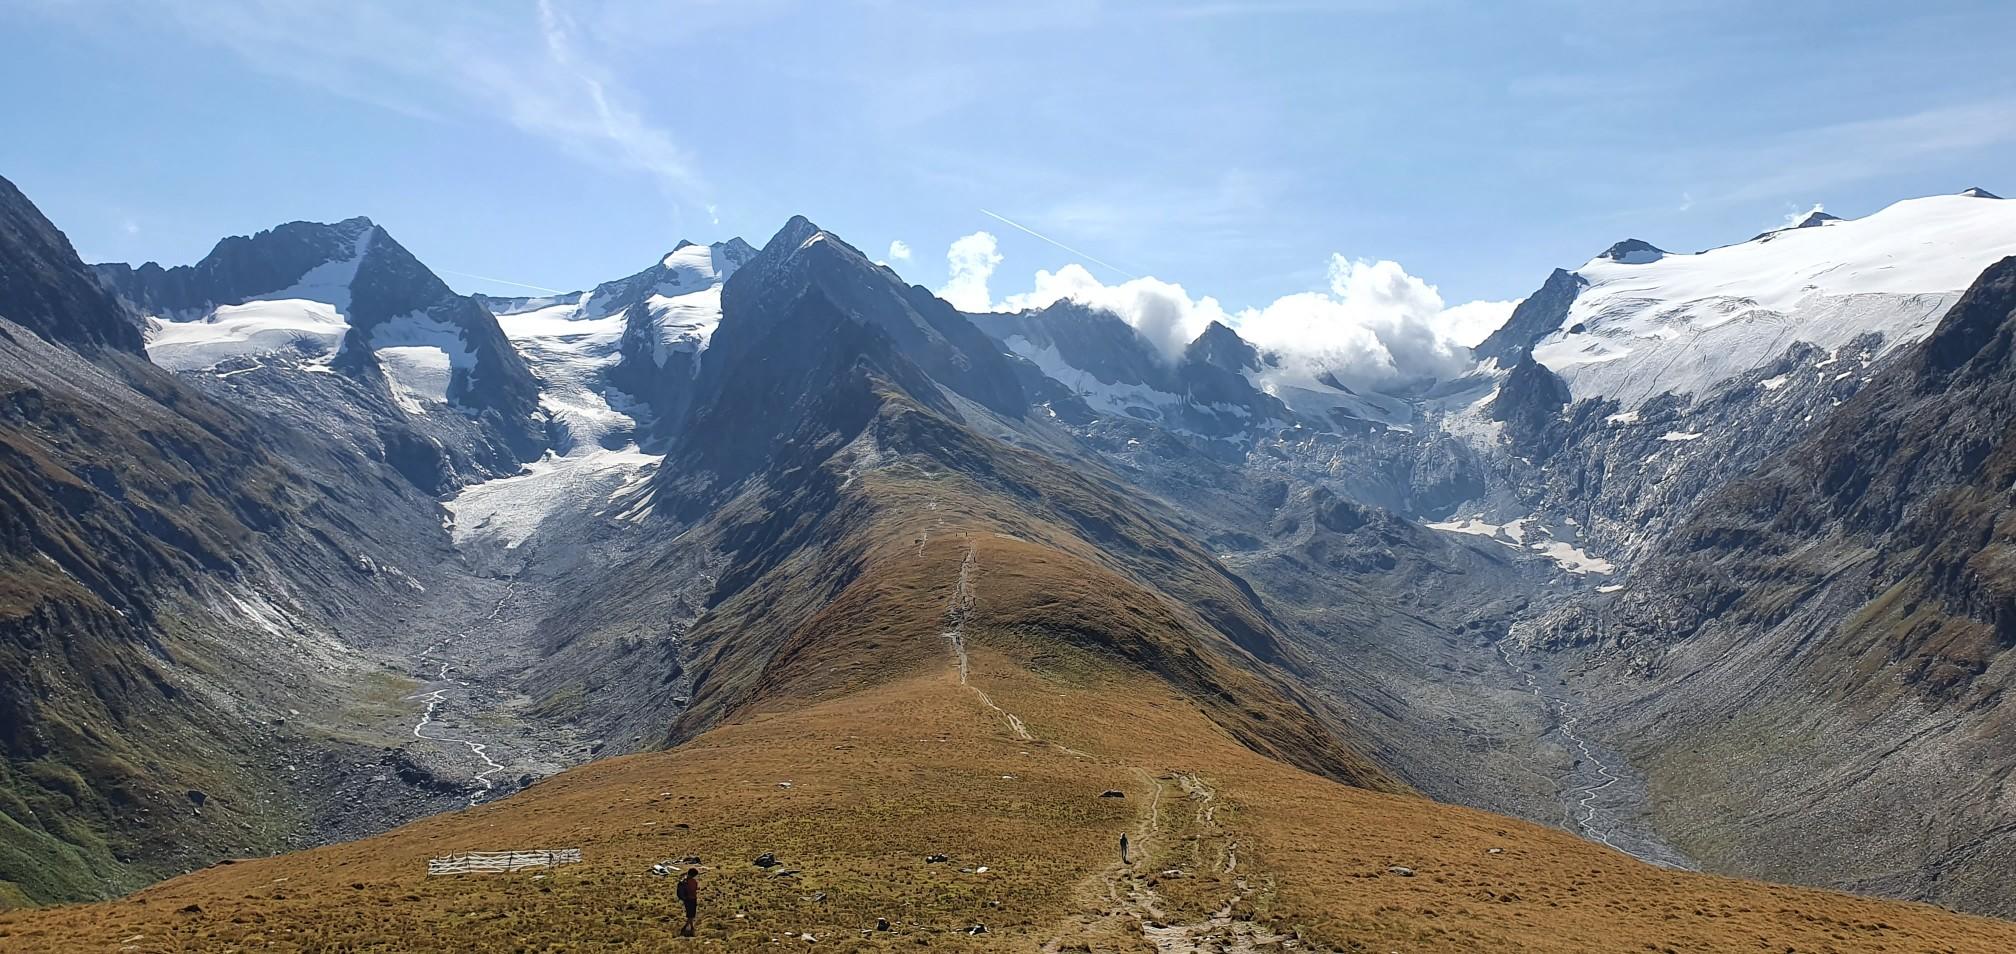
[{"xmin": 6, "ymin": 0, "xmax": 2015, "ymax": 321}]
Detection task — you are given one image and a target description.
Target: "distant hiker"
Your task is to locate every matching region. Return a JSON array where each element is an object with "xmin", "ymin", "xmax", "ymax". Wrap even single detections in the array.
[
  {"xmin": 1120, "ymin": 832, "xmax": 1131, "ymax": 865},
  {"xmin": 676, "ymin": 867, "xmax": 700, "ymax": 936}
]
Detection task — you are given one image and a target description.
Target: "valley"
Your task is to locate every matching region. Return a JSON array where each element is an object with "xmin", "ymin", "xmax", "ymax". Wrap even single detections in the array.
[{"xmin": 4, "ymin": 170, "xmax": 2016, "ymax": 950}]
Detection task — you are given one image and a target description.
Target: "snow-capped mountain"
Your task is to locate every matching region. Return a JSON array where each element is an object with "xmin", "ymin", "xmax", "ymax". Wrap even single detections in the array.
[
  {"xmin": 478, "ymin": 238, "xmax": 757, "ymax": 453},
  {"xmin": 1418, "ymin": 189, "xmax": 2016, "ymax": 569},
  {"xmin": 93, "ymin": 216, "xmax": 545, "ymax": 463},
  {"xmin": 1533, "ymin": 252, "xmax": 2016, "ymax": 915}
]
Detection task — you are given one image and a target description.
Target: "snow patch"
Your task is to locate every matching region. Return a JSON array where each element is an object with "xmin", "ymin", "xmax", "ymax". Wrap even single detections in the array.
[
  {"xmin": 1424, "ymin": 517, "xmax": 1524, "ymax": 550},
  {"xmin": 365, "ymin": 313, "xmax": 475, "ymax": 413},
  {"xmin": 444, "ymin": 448, "xmax": 659, "ymax": 551},
  {"xmin": 1004, "ymin": 337, "xmax": 1186, "ymax": 421},
  {"xmin": 642, "ymin": 286, "xmax": 725, "ymax": 364},
  {"xmin": 1531, "ymin": 540, "xmax": 1615, "ymax": 575},
  {"xmin": 1428, "ymin": 516, "xmax": 1614, "ymax": 574},
  {"xmin": 377, "ymin": 345, "xmax": 454, "ymax": 411},
  {"xmin": 1660, "ymin": 430, "xmax": 1705, "ymax": 442},
  {"xmin": 142, "ymin": 225, "xmax": 373, "ymax": 370},
  {"xmin": 146, "ymin": 301, "xmax": 349, "ymax": 371}
]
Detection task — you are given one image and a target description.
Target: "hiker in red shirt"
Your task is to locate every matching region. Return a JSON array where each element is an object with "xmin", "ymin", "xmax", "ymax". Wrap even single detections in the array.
[{"xmin": 677, "ymin": 868, "xmax": 700, "ymax": 936}]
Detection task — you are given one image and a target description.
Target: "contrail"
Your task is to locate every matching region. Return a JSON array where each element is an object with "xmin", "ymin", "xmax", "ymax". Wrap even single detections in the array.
[
  {"xmin": 977, "ymin": 208, "xmax": 1137, "ymax": 279},
  {"xmin": 437, "ymin": 268, "xmax": 568, "ymax": 295}
]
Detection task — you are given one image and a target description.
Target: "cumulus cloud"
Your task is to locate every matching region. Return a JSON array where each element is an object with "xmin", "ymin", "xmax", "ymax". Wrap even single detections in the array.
[
  {"xmin": 971, "ymin": 242, "xmax": 1513, "ymax": 392},
  {"xmin": 995, "ymin": 265, "xmax": 1219, "ymax": 358},
  {"xmin": 1426, "ymin": 298, "xmax": 1517, "ymax": 349},
  {"xmin": 1780, "ymin": 202, "xmax": 1826, "ymax": 228},
  {"xmin": 1236, "ymin": 256, "xmax": 1484, "ymax": 389},
  {"xmin": 887, "ymin": 239, "xmax": 913, "ymax": 261},
  {"xmin": 938, "ymin": 231, "xmax": 1002, "ymax": 312}
]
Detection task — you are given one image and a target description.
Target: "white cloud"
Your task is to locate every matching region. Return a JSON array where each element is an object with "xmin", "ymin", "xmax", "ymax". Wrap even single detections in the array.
[
  {"xmin": 998, "ymin": 265, "xmax": 1221, "ymax": 358},
  {"xmin": 887, "ymin": 239, "xmax": 913, "ymax": 261},
  {"xmin": 938, "ymin": 231, "xmax": 1002, "ymax": 312},
  {"xmin": 1429, "ymin": 298, "xmax": 1517, "ymax": 350},
  {"xmin": 1236, "ymin": 256, "xmax": 1481, "ymax": 389},
  {"xmin": 978, "ymin": 245, "xmax": 1511, "ymax": 391},
  {"xmin": 1779, "ymin": 202, "xmax": 1825, "ymax": 228},
  {"xmin": 99, "ymin": 0, "xmax": 708, "ymax": 203}
]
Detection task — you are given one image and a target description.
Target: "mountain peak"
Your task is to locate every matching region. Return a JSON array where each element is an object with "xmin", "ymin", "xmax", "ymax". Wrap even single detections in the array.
[
  {"xmin": 1792, "ymin": 210, "xmax": 1842, "ymax": 228},
  {"xmin": 1961, "ymin": 186, "xmax": 2004, "ymax": 199},
  {"xmin": 766, "ymin": 215, "xmax": 823, "ymax": 252},
  {"xmin": 0, "ymin": 173, "xmax": 147, "ymax": 353},
  {"xmin": 1598, "ymin": 238, "xmax": 1665, "ymax": 264},
  {"xmin": 1184, "ymin": 320, "xmax": 1262, "ymax": 372},
  {"xmin": 1473, "ymin": 267, "xmax": 1588, "ymax": 364}
]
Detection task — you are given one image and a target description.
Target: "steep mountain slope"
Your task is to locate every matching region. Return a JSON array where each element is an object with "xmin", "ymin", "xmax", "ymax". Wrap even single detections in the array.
[
  {"xmin": 1540, "ymin": 256, "xmax": 2016, "ymax": 915},
  {"xmin": 0, "ymin": 177, "xmax": 478, "ymax": 906}
]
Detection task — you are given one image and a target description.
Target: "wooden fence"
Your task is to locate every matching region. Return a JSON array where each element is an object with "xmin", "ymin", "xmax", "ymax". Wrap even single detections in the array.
[{"xmin": 426, "ymin": 849, "xmax": 582, "ymax": 875}]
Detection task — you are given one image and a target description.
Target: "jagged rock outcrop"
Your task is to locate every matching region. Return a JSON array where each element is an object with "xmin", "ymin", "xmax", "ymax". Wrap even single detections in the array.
[
  {"xmin": 1471, "ymin": 268, "xmax": 1585, "ymax": 364},
  {"xmin": 1486, "ymin": 353, "xmax": 1570, "ymax": 450}
]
